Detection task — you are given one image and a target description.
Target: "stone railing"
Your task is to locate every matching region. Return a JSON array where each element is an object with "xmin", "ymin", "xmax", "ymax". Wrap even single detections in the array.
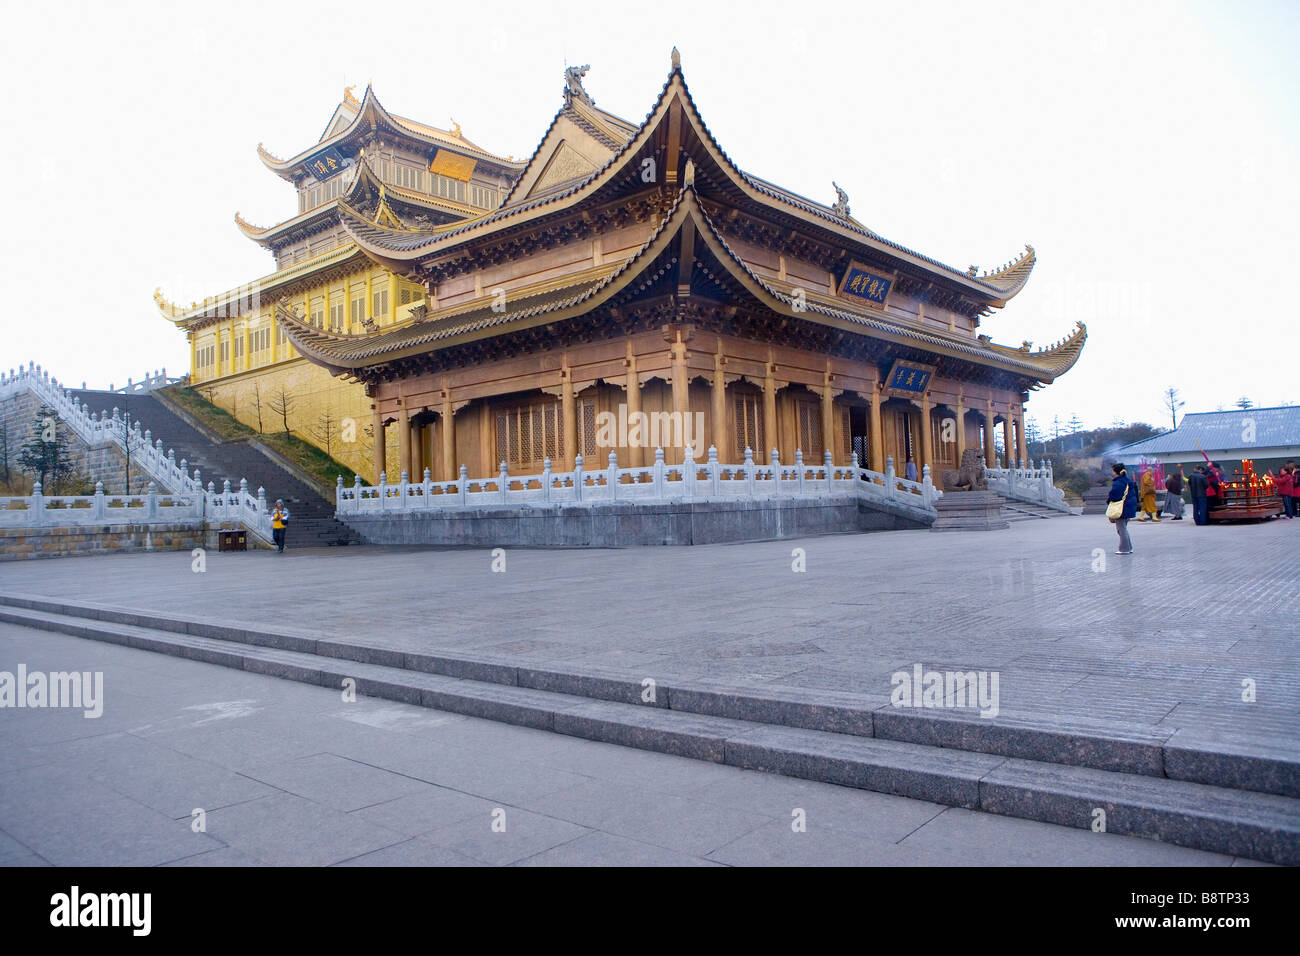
[
  {"xmin": 984, "ymin": 459, "xmax": 1071, "ymax": 512},
  {"xmin": 1, "ymin": 361, "xmax": 200, "ymax": 495},
  {"xmin": 0, "ymin": 478, "xmax": 275, "ymax": 545},
  {"xmin": 108, "ymin": 369, "xmax": 185, "ymax": 394},
  {"xmin": 337, "ymin": 446, "xmax": 942, "ymax": 523}
]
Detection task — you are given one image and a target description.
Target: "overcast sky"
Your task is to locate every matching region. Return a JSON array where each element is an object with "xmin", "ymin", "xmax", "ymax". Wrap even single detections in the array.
[{"xmin": 2, "ymin": 0, "xmax": 1296, "ymax": 434}]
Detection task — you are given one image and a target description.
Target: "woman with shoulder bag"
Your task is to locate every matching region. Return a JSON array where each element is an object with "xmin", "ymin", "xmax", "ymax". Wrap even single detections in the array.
[{"xmin": 1106, "ymin": 463, "xmax": 1139, "ymax": 554}]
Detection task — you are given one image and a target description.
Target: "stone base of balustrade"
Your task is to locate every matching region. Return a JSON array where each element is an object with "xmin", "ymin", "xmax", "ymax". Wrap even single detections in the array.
[
  {"xmin": 341, "ymin": 496, "xmax": 930, "ymax": 548},
  {"xmin": 929, "ymin": 490, "xmax": 1010, "ymax": 532},
  {"xmin": 0, "ymin": 523, "xmax": 203, "ymax": 561}
]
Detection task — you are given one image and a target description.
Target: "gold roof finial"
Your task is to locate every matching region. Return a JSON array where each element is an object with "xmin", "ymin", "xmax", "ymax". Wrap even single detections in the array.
[
  {"xmin": 449, "ymin": 118, "xmax": 463, "ymax": 139},
  {"xmin": 344, "ymin": 85, "xmax": 360, "ymax": 107},
  {"xmin": 671, "ymin": 47, "xmax": 681, "ymax": 71}
]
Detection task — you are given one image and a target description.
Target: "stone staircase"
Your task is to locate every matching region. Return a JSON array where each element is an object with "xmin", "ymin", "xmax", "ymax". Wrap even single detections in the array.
[
  {"xmin": 70, "ymin": 390, "xmax": 360, "ymax": 548},
  {"xmin": 0, "ymin": 591, "xmax": 1295, "ymax": 864},
  {"xmin": 999, "ymin": 498, "xmax": 1080, "ymax": 521}
]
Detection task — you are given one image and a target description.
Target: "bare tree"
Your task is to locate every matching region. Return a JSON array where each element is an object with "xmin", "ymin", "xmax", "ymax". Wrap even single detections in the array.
[
  {"xmin": 313, "ymin": 411, "xmax": 337, "ymax": 457},
  {"xmin": 268, "ymin": 386, "xmax": 294, "ymax": 436},
  {"xmin": 1162, "ymin": 387, "xmax": 1185, "ymax": 431},
  {"xmin": 251, "ymin": 382, "xmax": 265, "ymax": 434}
]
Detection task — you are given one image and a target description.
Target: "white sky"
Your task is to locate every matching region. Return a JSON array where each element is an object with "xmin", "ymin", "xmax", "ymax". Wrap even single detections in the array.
[{"xmin": 2, "ymin": 0, "xmax": 1296, "ymax": 433}]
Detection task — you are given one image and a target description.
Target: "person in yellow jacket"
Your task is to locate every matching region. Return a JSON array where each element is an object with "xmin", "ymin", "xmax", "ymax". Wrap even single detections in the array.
[
  {"xmin": 1137, "ymin": 470, "xmax": 1160, "ymax": 522},
  {"xmin": 271, "ymin": 499, "xmax": 290, "ymax": 552}
]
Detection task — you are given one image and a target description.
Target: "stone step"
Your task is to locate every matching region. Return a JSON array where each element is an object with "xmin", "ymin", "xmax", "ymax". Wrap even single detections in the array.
[
  {"xmin": 1, "ymin": 592, "xmax": 1297, "ymax": 800},
  {"xmin": 1, "ymin": 600, "xmax": 1296, "ymax": 864}
]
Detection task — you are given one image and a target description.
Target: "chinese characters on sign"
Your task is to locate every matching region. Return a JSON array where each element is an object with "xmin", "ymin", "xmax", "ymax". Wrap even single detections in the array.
[
  {"xmin": 885, "ymin": 361, "xmax": 932, "ymax": 394},
  {"xmin": 840, "ymin": 265, "xmax": 892, "ymax": 306},
  {"xmin": 302, "ymin": 146, "xmax": 347, "ymax": 181}
]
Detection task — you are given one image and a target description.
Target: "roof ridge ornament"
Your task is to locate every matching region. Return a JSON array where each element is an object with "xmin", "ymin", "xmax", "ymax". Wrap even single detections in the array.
[
  {"xmin": 564, "ymin": 64, "xmax": 594, "ymax": 108},
  {"xmin": 831, "ymin": 182, "xmax": 850, "ymax": 219},
  {"xmin": 671, "ymin": 47, "xmax": 681, "ymax": 71},
  {"xmin": 449, "ymin": 118, "xmax": 463, "ymax": 139}
]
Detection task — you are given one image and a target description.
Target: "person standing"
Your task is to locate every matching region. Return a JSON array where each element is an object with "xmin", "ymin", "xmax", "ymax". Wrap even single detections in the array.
[
  {"xmin": 1138, "ymin": 468, "xmax": 1160, "ymax": 521},
  {"xmin": 1187, "ymin": 465, "xmax": 1209, "ymax": 526},
  {"xmin": 271, "ymin": 498, "xmax": 291, "ymax": 552},
  {"xmin": 1107, "ymin": 463, "xmax": 1139, "ymax": 554},
  {"xmin": 1205, "ymin": 462, "xmax": 1223, "ymax": 513},
  {"xmin": 1164, "ymin": 469, "xmax": 1185, "ymax": 520},
  {"xmin": 1278, "ymin": 462, "xmax": 1296, "ymax": 519},
  {"xmin": 904, "ymin": 455, "xmax": 918, "ymax": 483}
]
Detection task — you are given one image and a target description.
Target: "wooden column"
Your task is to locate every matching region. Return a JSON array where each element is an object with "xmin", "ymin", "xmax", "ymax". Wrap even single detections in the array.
[
  {"xmin": 1003, "ymin": 417, "xmax": 1014, "ymax": 469},
  {"xmin": 1015, "ymin": 414, "xmax": 1026, "ymax": 468},
  {"xmin": 954, "ymin": 399, "xmax": 966, "ymax": 463},
  {"xmin": 919, "ymin": 394, "xmax": 933, "ymax": 473},
  {"xmin": 561, "ymin": 365, "xmax": 577, "ymax": 471},
  {"xmin": 763, "ymin": 362, "xmax": 778, "ymax": 461},
  {"xmin": 984, "ymin": 400, "xmax": 996, "ymax": 468},
  {"xmin": 371, "ymin": 405, "xmax": 386, "ymax": 482},
  {"xmin": 409, "ymin": 419, "xmax": 422, "ymax": 478},
  {"xmin": 441, "ymin": 391, "xmax": 455, "ymax": 481},
  {"xmin": 626, "ymin": 350, "xmax": 643, "ymax": 468},
  {"xmin": 712, "ymin": 351, "xmax": 728, "ymax": 463},
  {"xmin": 671, "ymin": 334, "xmax": 689, "ymax": 461},
  {"xmin": 869, "ymin": 385, "xmax": 884, "ymax": 471},
  {"xmin": 821, "ymin": 370, "xmax": 835, "ymax": 465},
  {"xmin": 397, "ymin": 403, "xmax": 410, "ymax": 479}
]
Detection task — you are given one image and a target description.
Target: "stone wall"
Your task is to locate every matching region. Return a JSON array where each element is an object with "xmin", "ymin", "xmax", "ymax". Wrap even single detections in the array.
[
  {"xmin": 344, "ymin": 496, "xmax": 926, "ymax": 548},
  {"xmin": 0, "ymin": 388, "xmax": 149, "ymax": 494},
  {"xmin": 0, "ymin": 523, "xmax": 201, "ymax": 561}
]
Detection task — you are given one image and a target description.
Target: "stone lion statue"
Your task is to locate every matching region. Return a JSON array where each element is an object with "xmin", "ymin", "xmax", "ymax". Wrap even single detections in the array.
[{"xmin": 942, "ymin": 448, "xmax": 987, "ymax": 492}]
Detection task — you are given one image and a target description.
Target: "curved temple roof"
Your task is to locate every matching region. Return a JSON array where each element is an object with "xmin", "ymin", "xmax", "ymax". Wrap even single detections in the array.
[
  {"xmin": 277, "ymin": 185, "xmax": 1083, "ymax": 384},
  {"xmin": 257, "ymin": 86, "xmax": 526, "ymax": 182},
  {"xmin": 333, "ymin": 54, "xmax": 1037, "ymax": 309}
]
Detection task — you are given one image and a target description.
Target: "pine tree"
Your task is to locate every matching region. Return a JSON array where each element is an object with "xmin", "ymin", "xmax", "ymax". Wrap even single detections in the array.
[{"xmin": 17, "ymin": 406, "xmax": 76, "ymax": 493}]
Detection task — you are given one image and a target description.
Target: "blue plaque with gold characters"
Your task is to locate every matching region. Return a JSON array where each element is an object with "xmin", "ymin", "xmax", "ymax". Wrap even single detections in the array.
[
  {"xmin": 884, "ymin": 360, "xmax": 933, "ymax": 395},
  {"xmin": 303, "ymin": 147, "xmax": 347, "ymax": 182},
  {"xmin": 839, "ymin": 262, "xmax": 892, "ymax": 306}
]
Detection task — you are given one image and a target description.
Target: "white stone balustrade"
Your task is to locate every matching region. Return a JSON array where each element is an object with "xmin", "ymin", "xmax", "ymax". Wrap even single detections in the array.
[
  {"xmin": 984, "ymin": 459, "xmax": 1070, "ymax": 512},
  {"xmin": 0, "ymin": 481, "xmax": 202, "ymax": 528},
  {"xmin": 1, "ymin": 362, "xmax": 200, "ymax": 495},
  {"xmin": 337, "ymin": 446, "xmax": 942, "ymax": 522}
]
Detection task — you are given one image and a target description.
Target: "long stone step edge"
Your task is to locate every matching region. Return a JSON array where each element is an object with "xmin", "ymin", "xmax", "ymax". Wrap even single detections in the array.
[
  {"xmin": 1, "ymin": 602, "xmax": 1296, "ymax": 866},
  {"xmin": 0, "ymin": 591, "xmax": 1294, "ymax": 801}
]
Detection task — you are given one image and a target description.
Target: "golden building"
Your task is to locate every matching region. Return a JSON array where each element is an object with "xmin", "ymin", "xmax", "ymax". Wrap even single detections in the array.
[
  {"xmin": 157, "ymin": 86, "xmax": 524, "ymax": 480},
  {"xmin": 165, "ymin": 56, "xmax": 1085, "ymax": 487}
]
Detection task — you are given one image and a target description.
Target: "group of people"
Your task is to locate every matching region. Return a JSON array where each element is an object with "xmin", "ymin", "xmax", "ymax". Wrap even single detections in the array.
[{"xmin": 1108, "ymin": 459, "xmax": 1300, "ymax": 553}]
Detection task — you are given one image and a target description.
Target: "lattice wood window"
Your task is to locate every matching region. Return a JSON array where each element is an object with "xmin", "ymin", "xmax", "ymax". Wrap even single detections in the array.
[
  {"xmin": 495, "ymin": 401, "xmax": 563, "ymax": 472},
  {"xmin": 796, "ymin": 401, "xmax": 822, "ymax": 458},
  {"xmin": 576, "ymin": 400, "xmax": 598, "ymax": 461},
  {"xmin": 329, "ymin": 304, "xmax": 344, "ymax": 332},
  {"xmin": 734, "ymin": 394, "xmax": 763, "ymax": 459}
]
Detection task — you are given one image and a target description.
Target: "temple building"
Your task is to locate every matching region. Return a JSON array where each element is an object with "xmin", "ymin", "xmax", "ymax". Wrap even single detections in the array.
[{"xmin": 162, "ymin": 54, "xmax": 1086, "ymax": 488}]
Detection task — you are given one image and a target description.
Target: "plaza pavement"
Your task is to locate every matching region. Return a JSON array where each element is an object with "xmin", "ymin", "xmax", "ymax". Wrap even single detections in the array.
[
  {"xmin": 0, "ymin": 622, "xmax": 1260, "ymax": 866},
  {"xmin": 1, "ymin": 513, "xmax": 1296, "ymax": 742}
]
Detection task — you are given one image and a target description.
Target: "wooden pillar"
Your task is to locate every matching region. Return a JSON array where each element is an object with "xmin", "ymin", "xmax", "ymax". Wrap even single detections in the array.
[
  {"xmin": 1015, "ymin": 414, "xmax": 1026, "ymax": 468},
  {"xmin": 712, "ymin": 351, "xmax": 728, "ymax": 463},
  {"xmin": 763, "ymin": 362, "xmax": 778, "ymax": 461},
  {"xmin": 371, "ymin": 404, "xmax": 386, "ymax": 482},
  {"xmin": 984, "ymin": 400, "xmax": 996, "ymax": 468},
  {"xmin": 954, "ymin": 399, "xmax": 966, "ymax": 463},
  {"xmin": 397, "ymin": 403, "xmax": 410, "ymax": 479},
  {"xmin": 821, "ymin": 371, "xmax": 835, "ymax": 465},
  {"xmin": 561, "ymin": 367, "xmax": 576, "ymax": 471},
  {"xmin": 1002, "ymin": 417, "xmax": 1014, "ymax": 469},
  {"xmin": 409, "ymin": 418, "xmax": 422, "ymax": 478},
  {"xmin": 919, "ymin": 393, "xmax": 933, "ymax": 472},
  {"xmin": 671, "ymin": 334, "xmax": 689, "ymax": 461},
  {"xmin": 626, "ymin": 349, "xmax": 643, "ymax": 468},
  {"xmin": 441, "ymin": 391, "xmax": 455, "ymax": 481},
  {"xmin": 869, "ymin": 385, "xmax": 884, "ymax": 472}
]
